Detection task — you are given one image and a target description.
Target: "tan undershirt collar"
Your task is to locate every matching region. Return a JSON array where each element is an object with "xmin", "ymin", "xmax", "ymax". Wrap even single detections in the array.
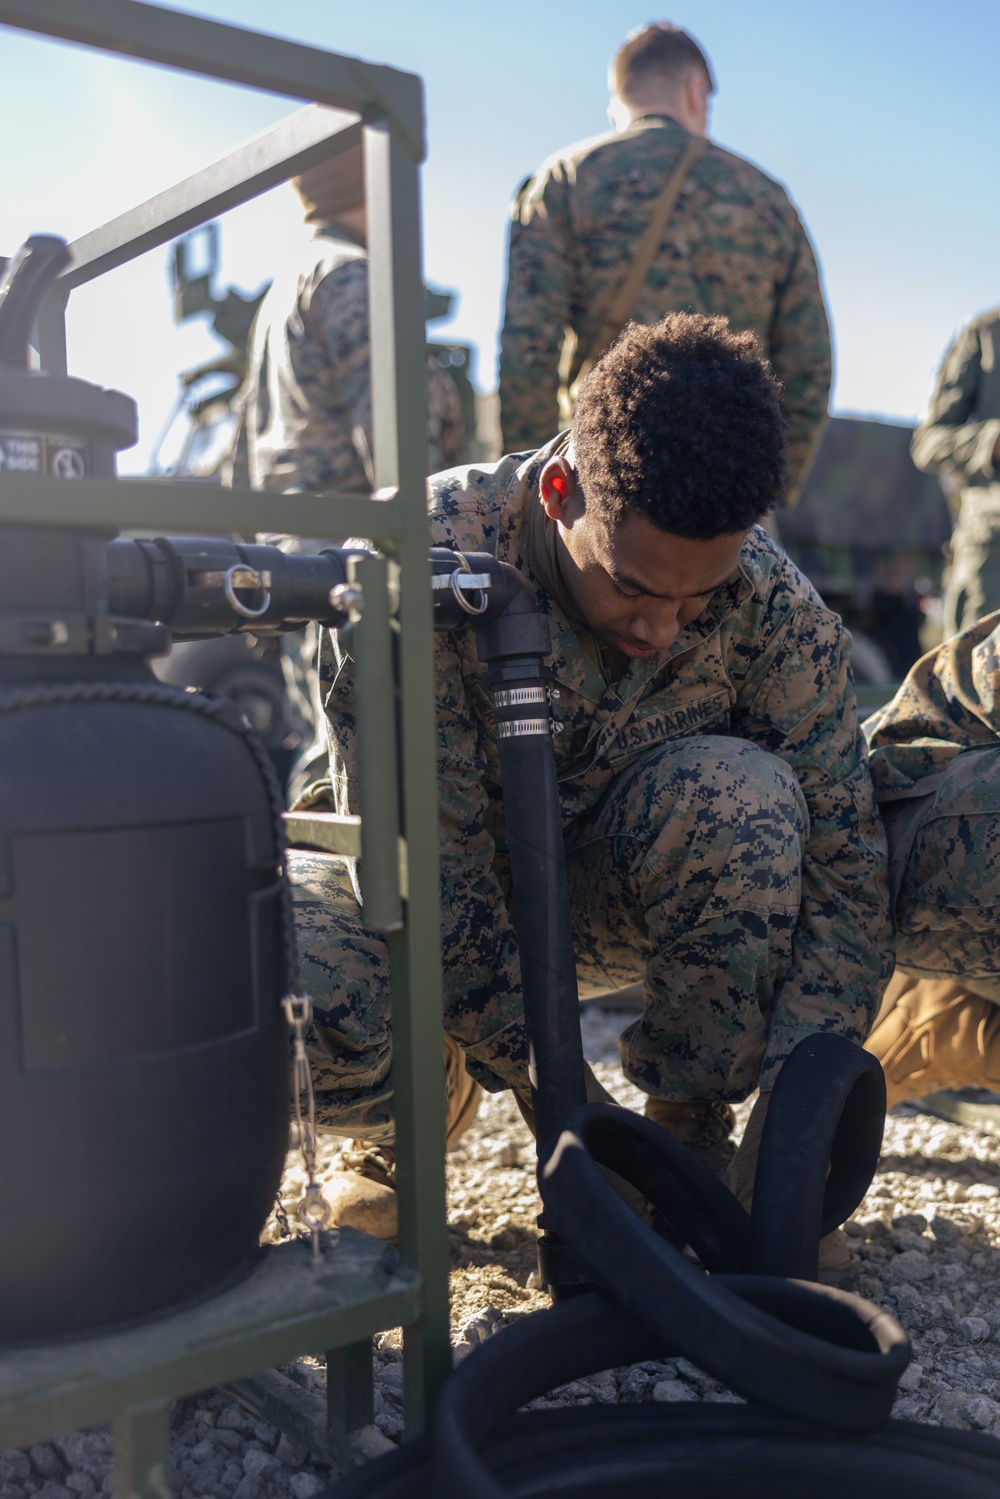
[{"xmin": 524, "ymin": 484, "xmax": 628, "ymax": 681}]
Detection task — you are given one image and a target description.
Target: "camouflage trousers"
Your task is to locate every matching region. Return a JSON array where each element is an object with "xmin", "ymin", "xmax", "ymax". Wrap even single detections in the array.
[
  {"xmin": 882, "ymin": 744, "xmax": 1000, "ymax": 1003},
  {"xmin": 290, "ymin": 735, "xmax": 808, "ymax": 1144},
  {"xmin": 944, "ymin": 503, "xmax": 1000, "ymax": 637}
]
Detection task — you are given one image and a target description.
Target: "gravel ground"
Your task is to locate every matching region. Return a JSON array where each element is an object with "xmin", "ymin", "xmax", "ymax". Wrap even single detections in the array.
[{"xmin": 6, "ymin": 1003, "xmax": 1000, "ymax": 1495}]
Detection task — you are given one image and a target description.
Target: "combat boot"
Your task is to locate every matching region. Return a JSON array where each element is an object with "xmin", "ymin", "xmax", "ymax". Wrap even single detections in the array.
[
  {"xmin": 645, "ymin": 1097, "xmax": 737, "ymax": 1177},
  {"xmin": 322, "ymin": 1032, "xmax": 482, "ymax": 1241},
  {"xmin": 864, "ymin": 970, "xmax": 1000, "ymax": 1111}
]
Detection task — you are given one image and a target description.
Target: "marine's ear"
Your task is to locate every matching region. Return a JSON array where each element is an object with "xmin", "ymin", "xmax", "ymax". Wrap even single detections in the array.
[{"xmin": 539, "ymin": 454, "xmax": 578, "ymax": 521}]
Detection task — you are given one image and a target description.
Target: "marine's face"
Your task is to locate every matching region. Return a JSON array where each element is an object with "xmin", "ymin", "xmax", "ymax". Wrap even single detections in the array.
[{"xmin": 539, "ymin": 457, "xmax": 746, "ymax": 659}]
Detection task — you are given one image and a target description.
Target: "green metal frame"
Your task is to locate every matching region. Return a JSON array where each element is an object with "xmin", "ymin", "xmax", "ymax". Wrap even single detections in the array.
[{"xmin": 0, "ymin": 0, "xmax": 450, "ymax": 1488}]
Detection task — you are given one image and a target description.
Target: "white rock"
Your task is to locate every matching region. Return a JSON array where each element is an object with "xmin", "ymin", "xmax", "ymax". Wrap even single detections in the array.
[
  {"xmin": 966, "ymin": 1184, "xmax": 1000, "ymax": 1201},
  {"xmin": 957, "ymin": 1316, "xmax": 991, "ymax": 1344},
  {"xmin": 964, "ymin": 1395, "xmax": 1000, "ymax": 1428},
  {"xmin": 242, "ymin": 1449, "xmax": 280, "ymax": 1480},
  {"xmin": 897, "ymin": 1362, "xmax": 924, "ymax": 1392},
  {"xmin": 218, "ymin": 1405, "xmax": 256, "ymax": 1434},
  {"xmin": 349, "ymin": 1425, "xmax": 396, "ymax": 1460},
  {"xmin": 578, "ymin": 1370, "xmax": 617, "ymax": 1402},
  {"xmin": 274, "ymin": 1435, "xmax": 306, "ymax": 1469},
  {"xmin": 29, "ymin": 1448, "xmax": 63, "ymax": 1482},
  {"xmin": 652, "ymin": 1380, "xmax": 698, "ymax": 1403},
  {"xmin": 891, "ymin": 1249, "xmax": 934, "ymax": 1282},
  {"xmin": 289, "ymin": 1474, "xmax": 326, "ymax": 1499}
]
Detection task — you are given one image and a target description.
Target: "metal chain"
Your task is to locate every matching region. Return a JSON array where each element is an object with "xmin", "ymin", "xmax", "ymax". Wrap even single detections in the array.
[
  {"xmin": 273, "ymin": 1188, "xmax": 293, "ymax": 1241},
  {"xmin": 283, "ymin": 994, "xmax": 331, "ymax": 1263}
]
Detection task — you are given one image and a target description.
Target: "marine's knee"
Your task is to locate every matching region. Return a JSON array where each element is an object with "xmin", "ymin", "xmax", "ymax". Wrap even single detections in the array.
[
  {"xmin": 620, "ymin": 738, "xmax": 807, "ymax": 913},
  {"xmin": 647, "ymin": 735, "xmax": 807, "ymax": 847},
  {"xmin": 286, "ymin": 849, "xmax": 389, "ymax": 1020}
]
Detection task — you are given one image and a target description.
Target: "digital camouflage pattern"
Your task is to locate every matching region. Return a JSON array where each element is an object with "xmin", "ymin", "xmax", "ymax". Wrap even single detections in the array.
[
  {"xmin": 298, "ymin": 436, "xmax": 891, "ymax": 1139},
  {"xmin": 233, "ymin": 224, "xmax": 463, "ymax": 494},
  {"xmin": 911, "ymin": 308, "xmax": 1000, "ymax": 636},
  {"xmin": 288, "ymin": 850, "xmax": 397, "ymax": 1143},
  {"xmin": 865, "ymin": 610, "xmax": 1000, "ymax": 1000},
  {"xmin": 498, "ymin": 116, "xmax": 832, "ymax": 506}
]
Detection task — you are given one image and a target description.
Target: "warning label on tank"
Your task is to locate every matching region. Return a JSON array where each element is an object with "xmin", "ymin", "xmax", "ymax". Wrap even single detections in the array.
[{"xmin": 0, "ymin": 431, "xmax": 90, "ymax": 478}]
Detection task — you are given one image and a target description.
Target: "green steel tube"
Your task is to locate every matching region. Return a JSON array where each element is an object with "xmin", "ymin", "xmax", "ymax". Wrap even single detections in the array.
[
  {"xmin": 353, "ymin": 551, "xmax": 403, "ymax": 934},
  {"xmin": 365, "ymin": 115, "xmax": 452, "ymax": 1431}
]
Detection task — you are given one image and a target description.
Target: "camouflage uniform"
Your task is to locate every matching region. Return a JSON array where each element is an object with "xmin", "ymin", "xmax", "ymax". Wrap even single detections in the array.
[
  {"xmin": 911, "ymin": 309, "xmax": 1000, "ymax": 637},
  {"xmin": 499, "ymin": 116, "xmax": 832, "ymax": 506},
  {"xmin": 297, "ymin": 436, "xmax": 891, "ymax": 1143},
  {"xmin": 866, "ymin": 610, "xmax": 1000, "ymax": 997},
  {"xmin": 235, "ymin": 224, "xmax": 463, "ymax": 493}
]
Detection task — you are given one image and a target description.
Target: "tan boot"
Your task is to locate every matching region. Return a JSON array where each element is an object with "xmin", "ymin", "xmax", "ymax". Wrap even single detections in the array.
[
  {"xmin": 326, "ymin": 1142, "xmax": 399, "ymax": 1240},
  {"xmin": 514, "ymin": 1065, "xmax": 652, "ymax": 1220},
  {"xmin": 646, "ymin": 1097, "xmax": 737, "ymax": 1177},
  {"xmin": 324, "ymin": 1034, "xmax": 482, "ymax": 1241},
  {"xmin": 444, "ymin": 1029, "xmax": 482, "ymax": 1149},
  {"xmin": 864, "ymin": 970, "xmax": 1000, "ymax": 1111}
]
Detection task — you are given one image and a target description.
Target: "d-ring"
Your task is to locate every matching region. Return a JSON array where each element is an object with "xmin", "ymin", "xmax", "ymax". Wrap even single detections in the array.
[
  {"xmin": 224, "ymin": 564, "xmax": 272, "ymax": 619},
  {"xmin": 451, "ymin": 553, "xmax": 489, "ymax": 615}
]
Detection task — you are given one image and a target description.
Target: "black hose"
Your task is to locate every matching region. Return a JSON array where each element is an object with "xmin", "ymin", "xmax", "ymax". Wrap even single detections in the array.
[
  {"xmin": 319, "ymin": 1296, "xmax": 955, "ymax": 1496},
  {"xmin": 538, "ymin": 1108, "xmax": 908, "ymax": 1431},
  {"xmin": 748, "ymin": 1033, "xmax": 887, "ymax": 1278},
  {"xmin": 545, "ymin": 1103, "xmax": 751, "ymax": 1272},
  {"xmin": 329, "ymin": 1386, "xmax": 1000, "ymax": 1499},
  {"xmin": 474, "ymin": 576, "xmax": 588, "ymax": 1155}
]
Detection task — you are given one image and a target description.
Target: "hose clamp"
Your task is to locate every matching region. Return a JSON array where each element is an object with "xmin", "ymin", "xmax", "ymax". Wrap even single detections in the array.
[
  {"xmin": 493, "ymin": 686, "xmax": 548, "ymax": 708},
  {"xmin": 497, "ymin": 717, "xmax": 552, "ymax": 739}
]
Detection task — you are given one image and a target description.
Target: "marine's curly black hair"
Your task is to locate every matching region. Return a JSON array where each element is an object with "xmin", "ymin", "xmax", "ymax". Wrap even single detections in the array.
[{"xmin": 572, "ymin": 313, "xmax": 787, "ymax": 538}]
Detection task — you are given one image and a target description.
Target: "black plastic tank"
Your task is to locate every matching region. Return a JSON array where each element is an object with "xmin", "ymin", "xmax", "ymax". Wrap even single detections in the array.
[{"xmin": 0, "ymin": 238, "xmax": 290, "ymax": 1343}]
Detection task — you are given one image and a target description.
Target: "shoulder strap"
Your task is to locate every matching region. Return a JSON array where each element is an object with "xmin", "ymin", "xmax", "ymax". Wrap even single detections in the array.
[{"xmin": 566, "ymin": 133, "xmax": 708, "ymax": 393}]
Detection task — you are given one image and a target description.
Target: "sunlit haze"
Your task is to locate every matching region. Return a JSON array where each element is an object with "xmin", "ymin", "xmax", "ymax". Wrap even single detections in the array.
[{"xmin": 1, "ymin": 0, "xmax": 998, "ymax": 473}]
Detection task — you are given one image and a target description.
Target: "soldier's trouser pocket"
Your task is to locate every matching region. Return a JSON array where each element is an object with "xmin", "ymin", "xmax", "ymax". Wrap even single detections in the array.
[
  {"xmin": 883, "ymin": 745, "xmax": 1000, "ymax": 1003},
  {"xmin": 564, "ymin": 735, "xmax": 807, "ymax": 1105}
]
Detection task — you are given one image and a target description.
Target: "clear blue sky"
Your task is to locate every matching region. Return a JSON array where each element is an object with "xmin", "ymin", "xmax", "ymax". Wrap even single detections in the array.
[{"xmin": 1, "ymin": 0, "xmax": 998, "ymax": 472}]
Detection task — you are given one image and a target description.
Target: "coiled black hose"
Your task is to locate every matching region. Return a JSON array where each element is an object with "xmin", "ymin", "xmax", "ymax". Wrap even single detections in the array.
[
  {"xmin": 539, "ymin": 1114, "xmax": 907, "ymax": 1431},
  {"xmin": 538, "ymin": 1029, "xmax": 887, "ymax": 1284},
  {"xmin": 748, "ymin": 1032, "xmax": 886, "ymax": 1278},
  {"xmin": 327, "ymin": 1293, "xmax": 1000, "ymax": 1498}
]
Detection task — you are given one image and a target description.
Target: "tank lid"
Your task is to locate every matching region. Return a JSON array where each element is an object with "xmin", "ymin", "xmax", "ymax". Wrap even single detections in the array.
[{"xmin": 0, "ymin": 368, "xmax": 137, "ymax": 450}]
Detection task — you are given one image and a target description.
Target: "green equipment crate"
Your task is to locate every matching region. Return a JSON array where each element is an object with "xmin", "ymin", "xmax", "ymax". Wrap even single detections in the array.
[{"xmin": 0, "ymin": 2, "xmax": 451, "ymax": 1491}]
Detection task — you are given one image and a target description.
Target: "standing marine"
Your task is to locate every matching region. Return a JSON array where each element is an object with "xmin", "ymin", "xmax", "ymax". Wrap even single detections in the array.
[
  {"xmin": 910, "ymin": 309, "xmax": 1000, "ymax": 638},
  {"xmin": 231, "ymin": 146, "xmax": 462, "ymax": 494},
  {"xmin": 498, "ymin": 22, "xmax": 832, "ymax": 508}
]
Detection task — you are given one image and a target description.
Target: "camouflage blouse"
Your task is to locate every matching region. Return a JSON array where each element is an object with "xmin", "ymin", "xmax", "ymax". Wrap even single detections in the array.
[{"xmin": 325, "ymin": 442, "xmax": 891, "ymax": 1084}]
